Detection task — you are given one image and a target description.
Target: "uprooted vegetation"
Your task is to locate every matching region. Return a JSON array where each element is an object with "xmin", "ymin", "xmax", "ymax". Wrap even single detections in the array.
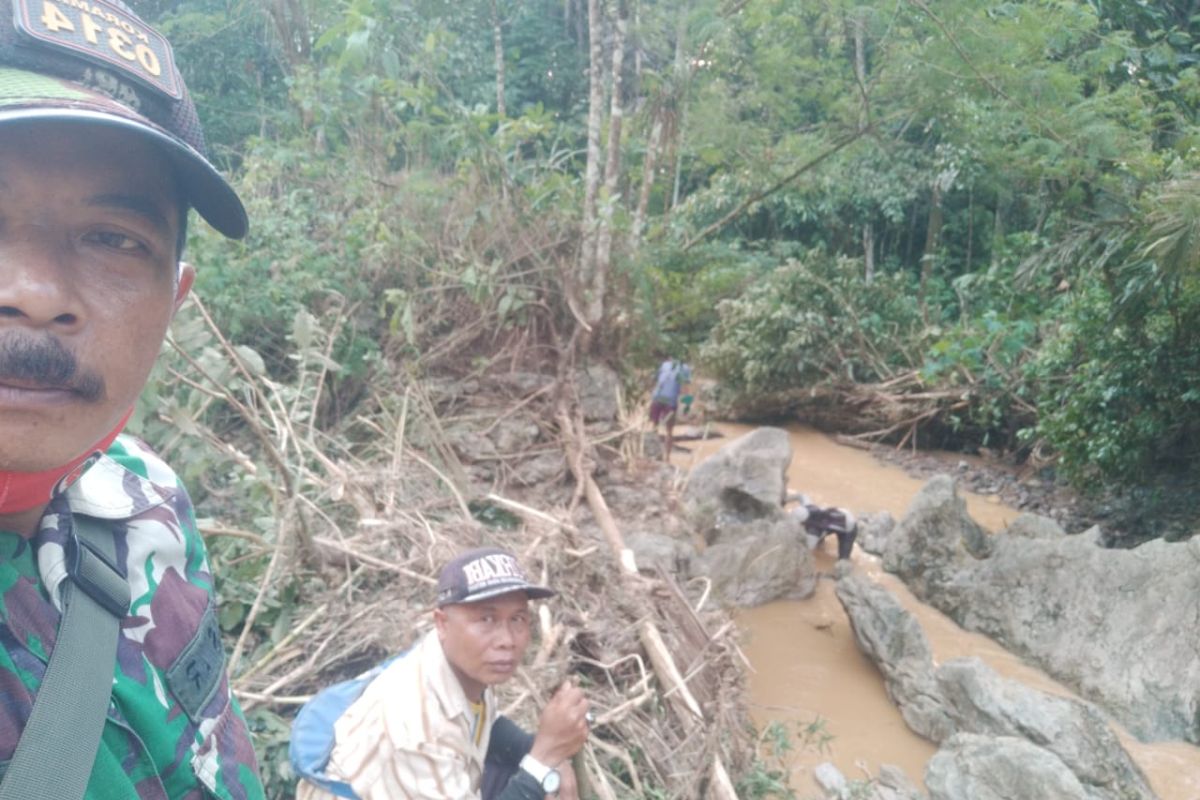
[
  {"xmin": 148, "ymin": 295, "xmax": 763, "ymax": 798},
  {"xmin": 140, "ymin": 147, "xmax": 762, "ymax": 795}
]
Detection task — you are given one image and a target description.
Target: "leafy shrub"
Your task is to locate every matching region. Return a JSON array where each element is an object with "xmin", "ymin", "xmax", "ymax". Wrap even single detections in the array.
[
  {"xmin": 702, "ymin": 252, "xmax": 924, "ymax": 397},
  {"xmin": 1030, "ymin": 274, "xmax": 1200, "ymax": 486}
]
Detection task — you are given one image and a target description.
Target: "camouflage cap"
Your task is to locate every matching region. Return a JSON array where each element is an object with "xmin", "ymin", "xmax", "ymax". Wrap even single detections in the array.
[{"xmin": 0, "ymin": 0, "xmax": 247, "ymax": 239}]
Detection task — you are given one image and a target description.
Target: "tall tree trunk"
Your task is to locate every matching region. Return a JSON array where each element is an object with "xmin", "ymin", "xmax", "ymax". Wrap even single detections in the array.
[
  {"xmin": 578, "ymin": 0, "xmax": 605, "ymax": 333},
  {"xmin": 632, "ymin": 0, "xmax": 642, "ymax": 94},
  {"xmin": 852, "ymin": 9, "xmax": 869, "ymax": 128},
  {"xmin": 266, "ymin": 0, "xmax": 310, "ymax": 72},
  {"xmin": 863, "ymin": 222, "xmax": 875, "ymax": 283},
  {"xmin": 669, "ymin": 4, "xmax": 688, "ymax": 210},
  {"xmin": 490, "ymin": 0, "xmax": 507, "ymax": 117},
  {"xmin": 853, "ymin": 9, "xmax": 872, "ymax": 284},
  {"xmin": 630, "ymin": 114, "xmax": 664, "ymax": 252},
  {"xmin": 590, "ymin": 0, "xmax": 626, "ymax": 329},
  {"xmin": 920, "ymin": 182, "xmax": 944, "ymax": 311},
  {"xmin": 965, "ymin": 183, "xmax": 974, "ymax": 271}
]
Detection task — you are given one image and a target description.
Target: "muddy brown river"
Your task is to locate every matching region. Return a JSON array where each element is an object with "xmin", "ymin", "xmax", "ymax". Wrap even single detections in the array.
[{"xmin": 674, "ymin": 423, "xmax": 1200, "ymax": 799}]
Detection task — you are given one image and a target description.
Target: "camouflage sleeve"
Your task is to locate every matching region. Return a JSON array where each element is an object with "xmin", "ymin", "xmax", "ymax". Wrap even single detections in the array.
[{"xmin": 108, "ymin": 436, "xmax": 266, "ymax": 800}]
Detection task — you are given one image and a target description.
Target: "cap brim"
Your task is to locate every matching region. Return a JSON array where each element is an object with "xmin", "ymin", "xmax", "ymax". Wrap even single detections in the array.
[
  {"xmin": 454, "ymin": 583, "xmax": 557, "ymax": 605},
  {"xmin": 0, "ymin": 106, "xmax": 247, "ymax": 239}
]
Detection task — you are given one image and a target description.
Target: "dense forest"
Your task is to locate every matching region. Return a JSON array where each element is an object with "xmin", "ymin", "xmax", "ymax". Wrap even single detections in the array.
[
  {"xmin": 124, "ymin": 0, "xmax": 1200, "ymax": 791},
  {"xmin": 139, "ymin": 0, "xmax": 1200, "ymax": 495}
]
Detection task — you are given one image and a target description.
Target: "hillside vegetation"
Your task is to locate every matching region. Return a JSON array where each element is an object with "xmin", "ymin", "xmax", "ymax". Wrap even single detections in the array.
[{"xmin": 127, "ymin": 0, "xmax": 1200, "ymax": 793}]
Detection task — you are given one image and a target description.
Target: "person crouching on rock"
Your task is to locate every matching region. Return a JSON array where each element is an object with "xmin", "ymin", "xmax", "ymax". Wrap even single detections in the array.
[
  {"xmin": 297, "ymin": 547, "xmax": 590, "ymax": 800},
  {"xmin": 788, "ymin": 494, "xmax": 858, "ymax": 560}
]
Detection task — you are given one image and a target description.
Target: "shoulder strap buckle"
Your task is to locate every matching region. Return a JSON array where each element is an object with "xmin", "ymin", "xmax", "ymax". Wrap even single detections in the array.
[{"xmin": 65, "ymin": 517, "xmax": 130, "ymax": 619}]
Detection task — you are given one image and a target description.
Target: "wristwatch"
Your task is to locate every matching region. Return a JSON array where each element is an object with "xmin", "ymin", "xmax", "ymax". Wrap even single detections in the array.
[{"xmin": 519, "ymin": 754, "xmax": 562, "ymax": 794}]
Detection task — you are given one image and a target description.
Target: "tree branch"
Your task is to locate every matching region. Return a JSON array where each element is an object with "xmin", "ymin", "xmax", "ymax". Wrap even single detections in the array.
[{"xmin": 680, "ymin": 130, "xmax": 865, "ymax": 252}]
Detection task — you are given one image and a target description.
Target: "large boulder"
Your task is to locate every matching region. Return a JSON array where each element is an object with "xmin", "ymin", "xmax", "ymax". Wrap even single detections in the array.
[
  {"xmin": 835, "ymin": 574, "xmax": 1155, "ymax": 800},
  {"xmin": 882, "ymin": 476, "xmax": 1200, "ymax": 744},
  {"xmin": 624, "ymin": 531, "xmax": 695, "ymax": 577},
  {"xmin": 934, "ymin": 660, "xmax": 1153, "ymax": 799},
  {"xmin": 697, "ymin": 519, "xmax": 816, "ymax": 606},
  {"xmin": 834, "ymin": 572, "xmax": 954, "ymax": 741},
  {"xmin": 856, "ymin": 511, "xmax": 896, "ymax": 556},
  {"xmin": 683, "ymin": 427, "xmax": 792, "ymax": 524},
  {"xmin": 926, "ymin": 734, "xmax": 1090, "ymax": 800},
  {"xmin": 881, "ymin": 475, "xmax": 991, "ymax": 599}
]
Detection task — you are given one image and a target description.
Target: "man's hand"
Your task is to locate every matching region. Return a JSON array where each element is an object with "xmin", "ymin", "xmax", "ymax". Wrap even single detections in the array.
[{"xmin": 529, "ymin": 679, "xmax": 590, "ymax": 767}]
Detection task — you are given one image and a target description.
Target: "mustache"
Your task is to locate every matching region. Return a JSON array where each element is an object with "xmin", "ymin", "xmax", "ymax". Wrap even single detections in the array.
[{"xmin": 0, "ymin": 336, "xmax": 105, "ymax": 401}]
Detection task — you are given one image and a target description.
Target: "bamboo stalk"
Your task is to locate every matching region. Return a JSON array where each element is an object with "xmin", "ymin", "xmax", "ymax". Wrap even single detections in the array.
[{"xmin": 557, "ymin": 400, "xmax": 740, "ymax": 800}]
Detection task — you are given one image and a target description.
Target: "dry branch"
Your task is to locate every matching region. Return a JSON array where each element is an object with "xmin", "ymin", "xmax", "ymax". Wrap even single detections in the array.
[{"xmin": 556, "ymin": 394, "xmax": 741, "ymax": 800}]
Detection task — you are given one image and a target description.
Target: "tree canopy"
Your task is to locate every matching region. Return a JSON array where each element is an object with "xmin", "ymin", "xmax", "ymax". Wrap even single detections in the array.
[{"xmin": 138, "ymin": 0, "xmax": 1200, "ymax": 521}]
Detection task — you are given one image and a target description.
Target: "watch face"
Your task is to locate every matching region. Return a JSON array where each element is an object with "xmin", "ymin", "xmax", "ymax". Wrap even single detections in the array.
[{"xmin": 543, "ymin": 769, "xmax": 562, "ymax": 793}]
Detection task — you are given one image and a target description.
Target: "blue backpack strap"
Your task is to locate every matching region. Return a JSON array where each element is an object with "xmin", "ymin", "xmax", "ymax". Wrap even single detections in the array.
[{"xmin": 290, "ymin": 651, "xmax": 408, "ymax": 797}]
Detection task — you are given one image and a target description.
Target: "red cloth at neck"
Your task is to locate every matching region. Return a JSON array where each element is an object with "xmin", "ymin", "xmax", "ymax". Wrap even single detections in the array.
[{"xmin": 0, "ymin": 411, "xmax": 131, "ymax": 514}]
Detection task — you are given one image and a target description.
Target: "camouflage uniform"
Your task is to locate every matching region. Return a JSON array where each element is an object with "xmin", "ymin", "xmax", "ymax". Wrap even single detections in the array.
[{"xmin": 0, "ymin": 434, "xmax": 263, "ymax": 799}]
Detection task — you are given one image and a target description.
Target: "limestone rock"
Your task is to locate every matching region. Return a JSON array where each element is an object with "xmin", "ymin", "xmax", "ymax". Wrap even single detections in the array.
[
  {"xmin": 577, "ymin": 364, "xmax": 620, "ymax": 422},
  {"xmin": 835, "ymin": 574, "xmax": 955, "ymax": 742},
  {"xmin": 813, "ymin": 762, "xmax": 848, "ymax": 797},
  {"xmin": 876, "ymin": 765, "xmax": 925, "ymax": 800},
  {"xmin": 934, "ymin": 659, "xmax": 1154, "ymax": 800},
  {"xmin": 1002, "ymin": 512, "xmax": 1066, "ymax": 540},
  {"xmin": 881, "ymin": 475, "xmax": 991, "ymax": 600},
  {"xmin": 624, "ymin": 532, "xmax": 695, "ymax": 577},
  {"xmin": 697, "ymin": 522, "xmax": 816, "ymax": 606},
  {"xmin": 683, "ymin": 427, "xmax": 792, "ymax": 523},
  {"xmin": 925, "ymin": 734, "xmax": 1089, "ymax": 800},
  {"xmin": 704, "ymin": 508, "xmax": 806, "ymax": 548},
  {"xmin": 835, "ymin": 574, "xmax": 1155, "ymax": 800},
  {"xmin": 884, "ymin": 476, "xmax": 1200, "ymax": 744},
  {"xmin": 856, "ymin": 511, "xmax": 896, "ymax": 555}
]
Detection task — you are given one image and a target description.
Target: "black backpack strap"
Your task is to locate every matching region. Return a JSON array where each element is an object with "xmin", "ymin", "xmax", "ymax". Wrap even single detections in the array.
[{"xmin": 0, "ymin": 514, "xmax": 129, "ymax": 800}]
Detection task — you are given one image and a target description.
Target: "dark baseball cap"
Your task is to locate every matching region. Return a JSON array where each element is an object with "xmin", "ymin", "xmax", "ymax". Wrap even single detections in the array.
[
  {"xmin": 0, "ymin": 0, "xmax": 247, "ymax": 239},
  {"xmin": 436, "ymin": 547, "xmax": 556, "ymax": 607}
]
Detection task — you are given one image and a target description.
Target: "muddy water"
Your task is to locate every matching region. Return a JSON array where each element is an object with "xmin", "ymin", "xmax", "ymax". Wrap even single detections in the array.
[{"xmin": 673, "ymin": 423, "xmax": 1200, "ymax": 799}]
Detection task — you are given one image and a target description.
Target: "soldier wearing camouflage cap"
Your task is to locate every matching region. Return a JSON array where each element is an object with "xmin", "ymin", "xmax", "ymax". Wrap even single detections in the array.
[{"xmin": 0, "ymin": 1, "xmax": 261, "ymax": 798}]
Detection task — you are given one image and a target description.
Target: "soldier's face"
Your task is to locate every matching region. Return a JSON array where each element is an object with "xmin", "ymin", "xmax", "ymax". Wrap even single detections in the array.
[
  {"xmin": 435, "ymin": 591, "xmax": 533, "ymax": 701},
  {"xmin": 0, "ymin": 122, "xmax": 193, "ymax": 471}
]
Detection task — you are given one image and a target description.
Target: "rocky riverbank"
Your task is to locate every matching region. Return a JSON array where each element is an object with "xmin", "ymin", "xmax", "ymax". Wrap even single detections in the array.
[
  {"xmin": 668, "ymin": 425, "xmax": 1198, "ymax": 799},
  {"xmin": 846, "ymin": 437, "xmax": 1199, "ymax": 547}
]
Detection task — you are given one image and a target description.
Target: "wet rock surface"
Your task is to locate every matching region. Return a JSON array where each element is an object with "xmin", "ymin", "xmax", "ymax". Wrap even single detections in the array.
[
  {"xmin": 678, "ymin": 427, "xmax": 818, "ymax": 605},
  {"xmin": 878, "ymin": 476, "xmax": 1200, "ymax": 747},
  {"xmin": 698, "ymin": 520, "xmax": 817, "ymax": 606},
  {"xmin": 925, "ymin": 734, "xmax": 1091, "ymax": 800},
  {"xmin": 682, "ymin": 426, "xmax": 792, "ymax": 523},
  {"xmin": 813, "ymin": 762, "xmax": 927, "ymax": 800},
  {"xmin": 835, "ymin": 573, "xmax": 1157, "ymax": 800}
]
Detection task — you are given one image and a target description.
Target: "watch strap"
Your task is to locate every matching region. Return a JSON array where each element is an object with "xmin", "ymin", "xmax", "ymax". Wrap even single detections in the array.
[{"xmin": 518, "ymin": 754, "xmax": 552, "ymax": 785}]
